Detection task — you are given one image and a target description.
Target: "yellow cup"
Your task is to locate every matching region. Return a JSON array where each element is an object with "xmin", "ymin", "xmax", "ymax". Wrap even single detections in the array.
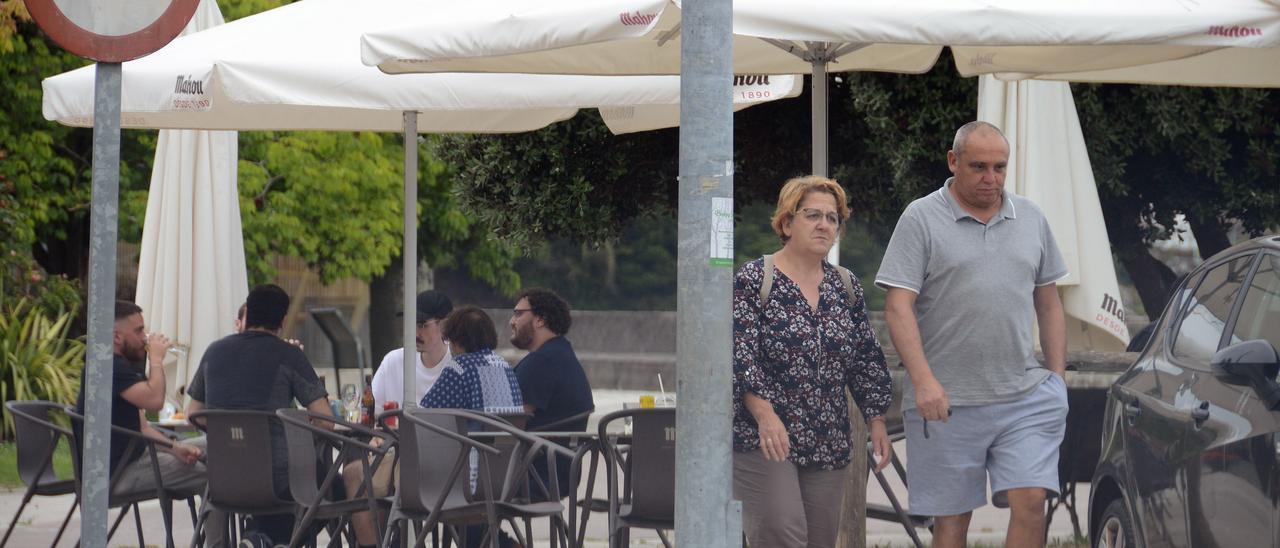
[{"xmin": 639, "ymin": 395, "xmax": 656, "ymax": 409}]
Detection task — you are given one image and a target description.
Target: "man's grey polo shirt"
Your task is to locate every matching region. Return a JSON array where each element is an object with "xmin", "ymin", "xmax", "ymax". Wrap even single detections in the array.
[{"xmin": 875, "ymin": 179, "xmax": 1067, "ymax": 410}]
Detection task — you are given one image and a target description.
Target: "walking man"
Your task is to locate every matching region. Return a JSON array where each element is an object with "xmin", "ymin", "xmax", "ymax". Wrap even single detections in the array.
[{"xmin": 876, "ymin": 121, "xmax": 1069, "ymax": 548}]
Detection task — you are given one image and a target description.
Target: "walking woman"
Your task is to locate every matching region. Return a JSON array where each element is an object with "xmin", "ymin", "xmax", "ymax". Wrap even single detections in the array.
[{"xmin": 733, "ymin": 175, "xmax": 893, "ymax": 547}]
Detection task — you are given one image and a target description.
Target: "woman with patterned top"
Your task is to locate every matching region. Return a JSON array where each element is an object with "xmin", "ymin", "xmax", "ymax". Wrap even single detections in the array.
[
  {"xmin": 733, "ymin": 175, "xmax": 894, "ymax": 548},
  {"xmin": 420, "ymin": 305, "xmax": 523, "ymax": 414},
  {"xmin": 419, "ymin": 305, "xmax": 523, "ymax": 548}
]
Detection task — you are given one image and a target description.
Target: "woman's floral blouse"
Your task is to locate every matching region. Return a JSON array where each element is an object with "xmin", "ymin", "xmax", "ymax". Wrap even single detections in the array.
[{"xmin": 733, "ymin": 258, "xmax": 892, "ymax": 469}]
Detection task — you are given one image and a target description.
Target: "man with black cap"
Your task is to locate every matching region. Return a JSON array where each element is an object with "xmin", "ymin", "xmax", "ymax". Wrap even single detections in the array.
[
  {"xmin": 187, "ymin": 283, "xmax": 333, "ymax": 547},
  {"xmin": 370, "ymin": 289, "xmax": 454, "ymax": 409},
  {"xmin": 344, "ymin": 289, "xmax": 454, "ymax": 548}
]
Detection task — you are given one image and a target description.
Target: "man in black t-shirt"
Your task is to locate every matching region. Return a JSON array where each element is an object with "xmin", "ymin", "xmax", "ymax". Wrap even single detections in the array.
[
  {"xmin": 187, "ymin": 284, "xmax": 331, "ymax": 546},
  {"xmin": 508, "ymin": 288, "xmax": 594, "ymax": 499},
  {"xmin": 74, "ymin": 301, "xmax": 205, "ymax": 498}
]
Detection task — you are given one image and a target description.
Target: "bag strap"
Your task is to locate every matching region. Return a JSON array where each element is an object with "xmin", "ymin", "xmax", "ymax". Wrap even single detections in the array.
[
  {"xmin": 762, "ymin": 253, "xmax": 856, "ymax": 308},
  {"xmin": 760, "ymin": 254, "xmax": 775, "ymax": 305},
  {"xmin": 837, "ymin": 264, "xmax": 856, "ymax": 307}
]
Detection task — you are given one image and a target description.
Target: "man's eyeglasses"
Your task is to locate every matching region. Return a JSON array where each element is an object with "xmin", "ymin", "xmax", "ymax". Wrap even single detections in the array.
[
  {"xmin": 416, "ymin": 319, "xmax": 439, "ymax": 329},
  {"xmin": 512, "ymin": 308, "xmax": 533, "ymax": 318},
  {"xmin": 796, "ymin": 207, "xmax": 841, "ymax": 226}
]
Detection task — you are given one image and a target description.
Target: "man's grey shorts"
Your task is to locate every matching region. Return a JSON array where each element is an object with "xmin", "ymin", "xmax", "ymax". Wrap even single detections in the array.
[{"xmin": 904, "ymin": 374, "xmax": 1068, "ymax": 516}]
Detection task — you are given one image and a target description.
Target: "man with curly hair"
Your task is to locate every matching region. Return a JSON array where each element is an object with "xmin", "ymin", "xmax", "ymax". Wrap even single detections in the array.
[{"xmin": 508, "ymin": 288, "xmax": 594, "ymax": 499}]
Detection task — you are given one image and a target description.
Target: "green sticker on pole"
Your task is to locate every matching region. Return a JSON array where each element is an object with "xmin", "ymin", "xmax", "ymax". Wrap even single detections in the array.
[{"xmin": 710, "ymin": 196, "xmax": 733, "ymax": 267}]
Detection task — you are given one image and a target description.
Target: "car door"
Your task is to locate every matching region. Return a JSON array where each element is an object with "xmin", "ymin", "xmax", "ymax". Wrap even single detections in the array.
[
  {"xmin": 1112, "ymin": 268, "xmax": 1205, "ymax": 548},
  {"xmin": 1112, "ymin": 355, "xmax": 1195, "ymax": 548},
  {"xmin": 1180, "ymin": 251, "xmax": 1280, "ymax": 548},
  {"xmin": 1122, "ymin": 253, "xmax": 1256, "ymax": 548}
]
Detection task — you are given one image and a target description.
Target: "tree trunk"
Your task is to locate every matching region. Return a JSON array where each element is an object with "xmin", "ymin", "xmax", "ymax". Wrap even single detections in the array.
[
  {"xmin": 836, "ymin": 393, "xmax": 868, "ymax": 548},
  {"xmin": 1103, "ymin": 204, "xmax": 1179, "ymax": 321},
  {"xmin": 1185, "ymin": 214, "xmax": 1233, "ymax": 263},
  {"xmin": 603, "ymin": 239, "xmax": 618, "ymax": 294},
  {"xmin": 1116, "ymin": 241, "xmax": 1178, "ymax": 321},
  {"xmin": 368, "ymin": 253, "xmax": 405, "ymax": 366}
]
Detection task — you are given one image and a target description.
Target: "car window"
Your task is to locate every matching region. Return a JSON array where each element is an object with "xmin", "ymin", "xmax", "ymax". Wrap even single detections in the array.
[
  {"xmin": 1230, "ymin": 253, "xmax": 1280, "ymax": 353},
  {"xmin": 1171, "ymin": 254, "xmax": 1255, "ymax": 365}
]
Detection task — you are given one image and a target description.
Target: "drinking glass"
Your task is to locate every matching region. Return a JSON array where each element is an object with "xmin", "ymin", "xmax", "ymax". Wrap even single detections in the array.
[
  {"xmin": 621, "ymin": 402, "xmax": 639, "ymax": 436},
  {"xmin": 341, "ymin": 384, "xmax": 360, "ymax": 423}
]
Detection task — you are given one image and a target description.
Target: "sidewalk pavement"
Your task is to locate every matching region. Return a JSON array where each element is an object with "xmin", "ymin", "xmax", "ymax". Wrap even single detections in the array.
[{"xmin": 0, "ymin": 390, "xmax": 1089, "ymax": 546}]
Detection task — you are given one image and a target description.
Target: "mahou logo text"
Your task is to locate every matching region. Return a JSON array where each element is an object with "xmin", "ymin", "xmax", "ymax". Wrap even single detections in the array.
[
  {"xmin": 1208, "ymin": 25, "xmax": 1263, "ymax": 38},
  {"xmin": 619, "ymin": 11, "xmax": 657, "ymax": 26},
  {"xmin": 173, "ymin": 75, "xmax": 205, "ymax": 95}
]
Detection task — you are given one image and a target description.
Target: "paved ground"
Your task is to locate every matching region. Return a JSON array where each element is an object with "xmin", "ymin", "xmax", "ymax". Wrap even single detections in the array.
[{"xmin": 1, "ymin": 390, "xmax": 1090, "ymax": 547}]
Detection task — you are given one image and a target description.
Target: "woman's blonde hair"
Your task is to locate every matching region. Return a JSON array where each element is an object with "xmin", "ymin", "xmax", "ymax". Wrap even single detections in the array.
[{"xmin": 770, "ymin": 175, "xmax": 850, "ymax": 243}]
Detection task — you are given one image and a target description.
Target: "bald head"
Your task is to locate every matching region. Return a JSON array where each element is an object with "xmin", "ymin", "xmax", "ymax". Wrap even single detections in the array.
[{"xmin": 952, "ymin": 121, "xmax": 1009, "ymax": 158}]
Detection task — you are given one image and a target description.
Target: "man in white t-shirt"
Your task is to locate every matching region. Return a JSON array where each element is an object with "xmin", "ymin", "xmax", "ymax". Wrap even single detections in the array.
[
  {"xmin": 370, "ymin": 290, "xmax": 454, "ymax": 409},
  {"xmin": 346, "ymin": 289, "xmax": 453, "ymax": 548}
]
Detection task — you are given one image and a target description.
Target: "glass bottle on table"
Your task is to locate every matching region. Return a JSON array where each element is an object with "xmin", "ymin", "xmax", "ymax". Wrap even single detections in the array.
[{"xmin": 361, "ymin": 374, "xmax": 375, "ymax": 427}]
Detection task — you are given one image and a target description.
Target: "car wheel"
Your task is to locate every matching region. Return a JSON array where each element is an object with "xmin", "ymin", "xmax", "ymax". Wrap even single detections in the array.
[{"xmin": 1094, "ymin": 498, "xmax": 1136, "ymax": 548}]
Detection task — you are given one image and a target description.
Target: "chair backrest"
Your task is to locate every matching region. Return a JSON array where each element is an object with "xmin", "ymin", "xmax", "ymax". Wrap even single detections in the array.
[
  {"xmin": 624, "ymin": 408, "xmax": 676, "ymax": 521},
  {"xmin": 473, "ymin": 411, "xmax": 534, "ymax": 500},
  {"xmin": 5, "ymin": 401, "xmax": 71, "ymax": 488},
  {"xmin": 598, "ymin": 408, "xmax": 675, "ymax": 522},
  {"xmin": 276, "ymin": 409, "xmax": 326, "ymax": 505},
  {"xmin": 398, "ymin": 408, "xmax": 472, "ymax": 514},
  {"xmin": 190, "ymin": 409, "xmax": 292, "ymax": 509},
  {"xmin": 61, "ymin": 407, "xmax": 123, "ymax": 496}
]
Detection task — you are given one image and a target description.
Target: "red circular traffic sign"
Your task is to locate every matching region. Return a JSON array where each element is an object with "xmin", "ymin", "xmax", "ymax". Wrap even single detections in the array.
[{"xmin": 23, "ymin": 0, "xmax": 200, "ymax": 62}]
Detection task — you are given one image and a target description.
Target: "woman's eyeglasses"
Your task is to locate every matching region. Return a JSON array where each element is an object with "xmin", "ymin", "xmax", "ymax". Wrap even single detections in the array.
[{"xmin": 796, "ymin": 207, "xmax": 841, "ymax": 226}]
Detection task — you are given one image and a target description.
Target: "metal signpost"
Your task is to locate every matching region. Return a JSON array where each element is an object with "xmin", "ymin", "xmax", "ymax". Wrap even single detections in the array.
[
  {"xmin": 20, "ymin": 0, "xmax": 200, "ymax": 545},
  {"xmin": 677, "ymin": 0, "xmax": 741, "ymax": 545}
]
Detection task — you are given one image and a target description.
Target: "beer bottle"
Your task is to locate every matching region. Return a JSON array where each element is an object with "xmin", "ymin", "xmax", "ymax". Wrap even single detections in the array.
[{"xmin": 361, "ymin": 374, "xmax": 375, "ymax": 427}]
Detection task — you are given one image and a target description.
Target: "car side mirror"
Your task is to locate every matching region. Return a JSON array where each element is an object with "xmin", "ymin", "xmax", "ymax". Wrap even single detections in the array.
[{"xmin": 1212, "ymin": 339, "xmax": 1280, "ymax": 409}]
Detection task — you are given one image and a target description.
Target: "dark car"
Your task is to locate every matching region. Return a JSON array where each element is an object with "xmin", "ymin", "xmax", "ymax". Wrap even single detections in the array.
[{"xmin": 1090, "ymin": 234, "xmax": 1280, "ymax": 548}]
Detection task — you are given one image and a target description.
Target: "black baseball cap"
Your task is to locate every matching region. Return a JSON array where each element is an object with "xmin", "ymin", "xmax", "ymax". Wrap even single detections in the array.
[{"xmin": 396, "ymin": 290, "xmax": 453, "ymax": 322}]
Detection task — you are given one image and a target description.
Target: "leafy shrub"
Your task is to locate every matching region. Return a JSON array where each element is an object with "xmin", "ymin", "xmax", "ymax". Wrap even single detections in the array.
[{"xmin": 0, "ymin": 296, "xmax": 83, "ymax": 441}]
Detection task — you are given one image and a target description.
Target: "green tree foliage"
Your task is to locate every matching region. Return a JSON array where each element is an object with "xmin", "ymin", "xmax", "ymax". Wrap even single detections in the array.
[
  {"xmin": 1074, "ymin": 85, "xmax": 1280, "ymax": 315},
  {"xmin": 218, "ymin": 0, "xmax": 289, "ymax": 22},
  {"xmin": 1, "ymin": 5, "xmax": 92, "ymax": 313},
  {"xmin": 437, "ymin": 111, "xmax": 678, "ymax": 250},
  {"xmin": 234, "ymin": 130, "xmax": 405, "ymax": 284},
  {"xmin": 0, "ymin": 9, "xmax": 86, "ymax": 241},
  {"xmin": 120, "ymin": 128, "xmax": 520, "ymax": 292},
  {"xmin": 831, "ymin": 60, "xmax": 1279, "ymax": 318},
  {"xmin": 836, "ymin": 69, "xmax": 976, "ymax": 234},
  {"xmin": 3, "ymin": 0, "xmax": 520, "ymax": 309},
  {"xmin": 447, "ymin": 52, "xmax": 1277, "ymax": 316},
  {"xmin": 0, "ymin": 217, "xmax": 80, "ymax": 316},
  {"xmin": 511, "ymin": 212, "xmax": 677, "ymax": 310}
]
